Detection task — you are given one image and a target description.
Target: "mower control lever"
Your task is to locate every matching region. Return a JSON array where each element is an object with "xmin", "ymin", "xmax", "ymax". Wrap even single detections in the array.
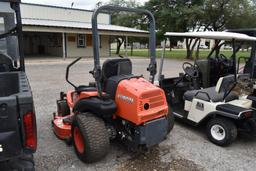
[{"xmin": 66, "ymin": 57, "xmax": 83, "ymax": 89}]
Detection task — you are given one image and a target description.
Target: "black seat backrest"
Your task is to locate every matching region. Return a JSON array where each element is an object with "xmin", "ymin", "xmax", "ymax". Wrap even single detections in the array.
[
  {"xmin": 215, "ymin": 75, "xmax": 235, "ymax": 94},
  {"xmin": 101, "ymin": 58, "xmax": 133, "ymax": 98},
  {"xmin": 102, "ymin": 58, "xmax": 132, "ymax": 82},
  {"xmin": 195, "ymin": 59, "xmax": 209, "ymax": 88},
  {"xmin": 0, "ymin": 54, "xmax": 13, "ymax": 72}
]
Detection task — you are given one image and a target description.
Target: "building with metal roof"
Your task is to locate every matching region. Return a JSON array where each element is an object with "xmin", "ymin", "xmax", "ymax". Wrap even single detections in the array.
[{"xmin": 20, "ymin": 3, "xmax": 148, "ymax": 58}]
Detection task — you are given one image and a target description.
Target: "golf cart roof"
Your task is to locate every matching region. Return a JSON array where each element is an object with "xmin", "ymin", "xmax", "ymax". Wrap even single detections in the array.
[
  {"xmin": 227, "ymin": 28, "xmax": 256, "ymax": 37},
  {"xmin": 165, "ymin": 31, "xmax": 256, "ymax": 41},
  {"xmin": 0, "ymin": 0, "xmax": 21, "ymax": 2}
]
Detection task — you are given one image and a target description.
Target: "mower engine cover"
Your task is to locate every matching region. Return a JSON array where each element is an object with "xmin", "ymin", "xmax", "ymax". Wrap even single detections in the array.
[{"xmin": 114, "ymin": 77, "xmax": 169, "ymax": 125}]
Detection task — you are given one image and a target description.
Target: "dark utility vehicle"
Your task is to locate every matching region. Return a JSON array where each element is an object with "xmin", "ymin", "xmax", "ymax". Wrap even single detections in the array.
[{"xmin": 0, "ymin": 0, "xmax": 37, "ymax": 170}]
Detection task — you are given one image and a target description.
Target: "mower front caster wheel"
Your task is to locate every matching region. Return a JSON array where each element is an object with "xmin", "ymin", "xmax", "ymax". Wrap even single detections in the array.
[
  {"xmin": 72, "ymin": 113, "xmax": 110, "ymax": 163},
  {"xmin": 206, "ymin": 117, "xmax": 237, "ymax": 146}
]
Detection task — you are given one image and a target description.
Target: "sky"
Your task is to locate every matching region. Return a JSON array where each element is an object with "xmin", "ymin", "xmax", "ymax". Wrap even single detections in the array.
[{"xmin": 21, "ymin": 0, "xmax": 149, "ymax": 10}]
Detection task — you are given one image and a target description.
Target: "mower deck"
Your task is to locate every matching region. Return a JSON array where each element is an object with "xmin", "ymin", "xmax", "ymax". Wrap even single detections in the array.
[{"xmin": 53, "ymin": 115, "xmax": 72, "ymax": 140}]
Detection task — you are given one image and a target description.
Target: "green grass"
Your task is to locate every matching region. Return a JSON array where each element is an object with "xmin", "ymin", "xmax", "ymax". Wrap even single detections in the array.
[{"xmin": 111, "ymin": 49, "xmax": 251, "ymax": 60}]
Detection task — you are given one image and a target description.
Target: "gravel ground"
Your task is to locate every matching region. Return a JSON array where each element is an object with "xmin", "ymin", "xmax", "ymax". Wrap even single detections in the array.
[{"xmin": 25, "ymin": 57, "xmax": 256, "ymax": 171}]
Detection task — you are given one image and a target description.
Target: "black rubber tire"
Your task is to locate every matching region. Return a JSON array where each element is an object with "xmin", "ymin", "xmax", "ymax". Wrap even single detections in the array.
[
  {"xmin": 0, "ymin": 153, "xmax": 35, "ymax": 171},
  {"xmin": 206, "ymin": 117, "xmax": 237, "ymax": 146},
  {"xmin": 72, "ymin": 113, "xmax": 109, "ymax": 163},
  {"xmin": 247, "ymin": 119, "xmax": 256, "ymax": 136},
  {"xmin": 167, "ymin": 108, "xmax": 175, "ymax": 134},
  {"xmin": 57, "ymin": 100, "xmax": 70, "ymax": 117}
]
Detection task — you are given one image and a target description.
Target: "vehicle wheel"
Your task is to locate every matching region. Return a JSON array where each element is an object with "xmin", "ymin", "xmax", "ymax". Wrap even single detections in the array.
[
  {"xmin": 206, "ymin": 117, "xmax": 237, "ymax": 146},
  {"xmin": 167, "ymin": 107, "xmax": 175, "ymax": 134},
  {"xmin": 72, "ymin": 113, "xmax": 109, "ymax": 163},
  {"xmin": 57, "ymin": 100, "xmax": 70, "ymax": 117},
  {"xmin": 247, "ymin": 118, "xmax": 256, "ymax": 136},
  {"xmin": 0, "ymin": 153, "xmax": 35, "ymax": 171}
]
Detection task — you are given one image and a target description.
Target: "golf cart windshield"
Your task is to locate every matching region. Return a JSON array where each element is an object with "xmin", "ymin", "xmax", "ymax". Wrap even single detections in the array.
[
  {"xmin": 158, "ymin": 31, "xmax": 256, "ymax": 88},
  {"xmin": 0, "ymin": 2, "xmax": 20, "ymax": 61}
]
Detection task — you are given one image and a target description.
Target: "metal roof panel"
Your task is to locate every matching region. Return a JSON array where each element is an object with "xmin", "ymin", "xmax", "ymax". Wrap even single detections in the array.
[
  {"xmin": 22, "ymin": 18, "xmax": 148, "ymax": 34},
  {"xmin": 165, "ymin": 31, "xmax": 256, "ymax": 41}
]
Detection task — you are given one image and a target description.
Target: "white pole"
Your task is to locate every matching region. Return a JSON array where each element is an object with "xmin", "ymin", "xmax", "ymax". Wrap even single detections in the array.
[
  {"xmin": 62, "ymin": 32, "xmax": 66, "ymax": 60},
  {"xmin": 158, "ymin": 39, "xmax": 166, "ymax": 81},
  {"xmin": 125, "ymin": 36, "xmax": 128, "ymax": 57}
]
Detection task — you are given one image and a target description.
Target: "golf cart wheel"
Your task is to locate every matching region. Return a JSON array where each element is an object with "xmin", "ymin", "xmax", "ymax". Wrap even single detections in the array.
[
  {"xmin": 206, "ymin": 117, "xmax": 237, "ymax": 146},
  {"xmin": 167, "ymin": 107, "xmax": 175, "ymax": 134},
  {"xmin": 72, "ymin": 113, "xmax": 109, "ymax": 163}
]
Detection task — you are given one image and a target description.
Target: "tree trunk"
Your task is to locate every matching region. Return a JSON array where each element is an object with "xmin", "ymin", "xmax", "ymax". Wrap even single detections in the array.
[
  {"xmin": 186, "ymin": 38, "xmax": 199, "ymax": 59},
  {"xmin": 215, "ymin": 40, "xmax": 220, "ymax": 57},
  {"xmin": 131, "ymin": 42, "xmax": 133, "ymax": 56},
  {"xmin": 186, "ymin": 39, "xmax": 192, "ymax": 59},
  {"xmin": 116, "ymin": 37, "xmax": 124, "ymax": 54},
  {"xmin": 195, "ymin": 39, "xmax": 201, "ymax": 59}
]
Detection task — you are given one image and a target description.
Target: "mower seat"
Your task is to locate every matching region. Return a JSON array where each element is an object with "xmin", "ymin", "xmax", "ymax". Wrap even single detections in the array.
[
  {"xmin": 184, "ymin": 75, "xmax": 238, "ymax": 102},
  {"xmin": 102, "ymin": 58, "xmax": 133, "ymax": 98},
  {"xmin": 102, "ymin": 58, "xmax": 132, "ymax": 80},
  {"xmin": 76, "ymin": 85, "xmax": 97, "ymax": 94}
]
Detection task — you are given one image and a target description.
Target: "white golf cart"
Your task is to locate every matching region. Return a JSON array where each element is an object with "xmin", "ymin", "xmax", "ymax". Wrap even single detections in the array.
[{"xmin": 158, "ymin": 31, "xmax": 256, "ymax": 146}]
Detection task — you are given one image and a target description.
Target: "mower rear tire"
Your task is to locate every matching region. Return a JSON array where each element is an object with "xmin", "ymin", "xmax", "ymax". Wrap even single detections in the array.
[
  {"xmin": 72, "ymin": 113, "xmax": 109, "ymax": 163},
  {"xmin": 206, "ymin": 117, "xmax": 237, "ymax": 146},
  {"xmin": 167, "ymin": 108, "xmax": 175, "ymax": 134}
]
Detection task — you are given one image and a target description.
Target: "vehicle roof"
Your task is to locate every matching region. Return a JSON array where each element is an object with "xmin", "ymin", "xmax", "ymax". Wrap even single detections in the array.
[
  {"xmin": 0, "ymin": 0, "xmax": 21, "ymax": 2},
  {"xmin": 227, "ymin": 28, "xmax": 256, "ymax": 37},
  {"xmin": 165, "ymin": 31, "xmax": 256, "ymax": 41}
]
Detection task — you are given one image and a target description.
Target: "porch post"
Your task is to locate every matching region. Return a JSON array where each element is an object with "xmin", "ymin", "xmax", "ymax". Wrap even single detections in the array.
[
  {"xmin": 109, "ymin": 35, "xmax": 111, "ymax": 57},
  {"xmin": 62, "ymin": 32, "xmax": 67, "ymax": 60},
  {"xmin": 125, "ymin": 36, "xmax": 128, "ymax": 57}
]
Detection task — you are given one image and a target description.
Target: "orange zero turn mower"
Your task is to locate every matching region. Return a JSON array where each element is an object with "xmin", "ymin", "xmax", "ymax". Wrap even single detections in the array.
[{"xmin": 52, "ymin": 5, "xmax": 174, "ymax": 163}]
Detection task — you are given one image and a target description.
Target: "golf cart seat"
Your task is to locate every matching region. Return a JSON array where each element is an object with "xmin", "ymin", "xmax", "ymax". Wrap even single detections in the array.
[
  {"xmin": 184, "ymin": 75, "xmax": 238, "ymax": 102},
  {"xmin": 102, "ymin": 58, "xmax": 134, "ymax": 98}
]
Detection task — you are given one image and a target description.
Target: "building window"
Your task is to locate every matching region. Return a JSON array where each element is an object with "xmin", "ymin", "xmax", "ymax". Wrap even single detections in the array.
[{"xmin": 77, "ymin": 34, "xmax": 85, "ymax": 48}]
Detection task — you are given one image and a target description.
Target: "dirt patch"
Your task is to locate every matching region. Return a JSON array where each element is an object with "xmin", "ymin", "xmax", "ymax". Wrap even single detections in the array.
[
  {"xmin": 118, "ymin": 145, "xmax": 204, "ymax": 171},
  {"xmin": 170, "ymin": 158, "xmax": 204, "ymax": 171}
]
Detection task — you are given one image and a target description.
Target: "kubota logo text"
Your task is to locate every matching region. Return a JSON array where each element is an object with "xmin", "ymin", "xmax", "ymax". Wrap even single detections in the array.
[{"xmin": 117, "ymin": 94, "xmax": 134, "ymax": 104}]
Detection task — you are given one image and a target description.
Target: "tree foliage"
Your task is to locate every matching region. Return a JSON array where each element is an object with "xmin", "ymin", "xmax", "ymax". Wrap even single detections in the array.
[
  {"xmin": 144, "ymin": 0, "xmax": 256, "ymax": 58},
  {"xmin": 97, "ymin": 0, "xmax": 144, "ymax": 54},
  {"xmin": 95, "ymin": 0, "xmax": 256, "ymax": 57}
]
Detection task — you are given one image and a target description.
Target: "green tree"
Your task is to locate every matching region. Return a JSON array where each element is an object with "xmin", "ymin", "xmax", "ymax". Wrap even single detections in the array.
[
  {"xmin": 226, "ymin": 0, "xmax": 256, "ymax": 29},
  {"xmin": 144, "ymin": 0, "xmax": 204, "ymax": 59},
  {"xmin": 99, "ymin": 0, "xmax": 143, "ymax": 54},
  {"xmin": 144, "ymin": 0, "xmax": 256, "ymax": 59}
]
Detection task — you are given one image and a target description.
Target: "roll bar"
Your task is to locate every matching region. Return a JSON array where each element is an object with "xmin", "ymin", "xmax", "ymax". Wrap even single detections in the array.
[{"xmin": 91, "ymin": 5, "xmax": 157, "ymax": 97}]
